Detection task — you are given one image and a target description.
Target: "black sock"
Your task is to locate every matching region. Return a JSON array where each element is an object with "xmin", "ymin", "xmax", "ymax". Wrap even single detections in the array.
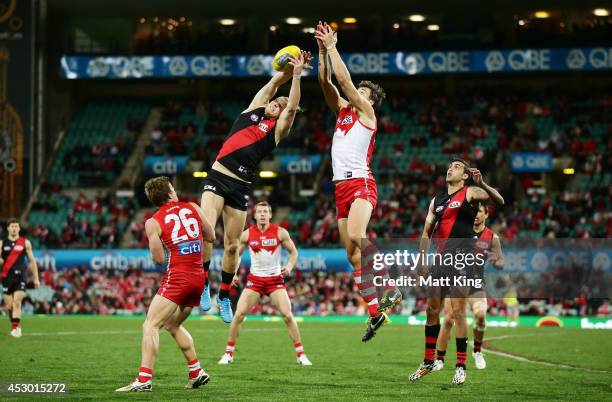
[
  {"xmin": 219, "ymin": 271, "xmax": 234, "ymax": 299},
  {"xmin": 203, "ymin": 260, "xmax": 210, "ymax": 287},
  {"xmin": 473, "ymin": 340, "xmax": 482, "ymax": 353},
  {"xmin": 456, "ymin": 337, "xmax": 468, "ymax": 368},
  {"xmin": 424, "ymin": 324, "xmax": 441, "ymax": 364},
  {"xmin": 436, "ymin": 349, "xmax": 446, "ymax": 361}
]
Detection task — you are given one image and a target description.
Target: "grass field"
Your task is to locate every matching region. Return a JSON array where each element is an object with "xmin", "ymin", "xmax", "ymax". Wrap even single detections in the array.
[{"xmin": 0, "ymin": 316, "xmax": 610, "ymax": 401}]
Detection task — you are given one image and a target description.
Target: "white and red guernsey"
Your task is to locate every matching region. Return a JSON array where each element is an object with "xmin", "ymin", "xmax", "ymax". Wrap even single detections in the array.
[
  {"xmin": 247, "ymin": 224, "xmax": 282, "ymax": 276},
  {"xmin": 331, "ymin": 106, "xmax": 377, "ymax": 181}
]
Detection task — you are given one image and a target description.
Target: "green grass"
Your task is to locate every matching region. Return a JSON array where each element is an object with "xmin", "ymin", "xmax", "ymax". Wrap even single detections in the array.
[{"xmin": 0, "ymin": 316, "xmax": 610, "ymax": 401}]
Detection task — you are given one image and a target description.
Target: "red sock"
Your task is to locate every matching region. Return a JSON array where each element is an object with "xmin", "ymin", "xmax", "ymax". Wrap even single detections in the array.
[
  {"xmin": 226, "ymin": 341, "xmax": 235, "ymax": 357},
  {"xmin": 353, "ymin": 271, "xmax": 379, "ymax": 317},
  {"xmin": 137, "ymin": 367, "xmax": 152, "ymax": 383},
  {"xmin": 294, "ymin": 342, "xmax": 304, "ymax": 358},
  {"xmin": 11, "ymin": 318, "xmax": 20, "ymax": 330},
  {"xmin": 187, "ymin": 358, "xmax": 202, "ymax": 379}
]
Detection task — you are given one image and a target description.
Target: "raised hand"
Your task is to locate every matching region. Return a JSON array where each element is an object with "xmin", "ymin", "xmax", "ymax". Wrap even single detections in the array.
[
  {"xmin": 314, "ymin": 22, "xmax": 337, "ymax": 50},
  {"xmin": 469, "ymin": 168, "xmax": 483, "ymax": 186}
]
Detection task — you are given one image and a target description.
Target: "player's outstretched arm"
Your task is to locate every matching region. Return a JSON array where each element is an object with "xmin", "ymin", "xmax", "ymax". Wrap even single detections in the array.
[
  {"xmin": 145, "ymin": 218, "xmax": 165, "ymax": 265},
  {"xmin": 279, "ymin": 228, "xmax": 298, "ymax": 276},
  {"xmin": 468, "ymin": 168, "xmax": 505, "ymax": 205},
  {"xmin": 488, "ymin": 233, "xmax": 505, "ymax": 270},
  {"xmin": 416, "ymin": 198, "xmax": 437, "ymax": 275},
  {"xmin": 275, "ymin": 51, "xmax": 311, "ymax": 143},
  {"xmin": 316, "ymin": 21, "xmax": 348, "ymax": 113},
  {"xmin": 190, "ymin": 202, "xmax": 215, "ymax": 243},
  {"xmin": 244, "ymin": 70, "xmax": 292, "ymax": 113},
  {"xmin": 25, "ymin": 239, "xmax": 40, "ymax": 289},
  {"xmin": 315, "ymin": 23, "xmax": 374, "ymax": 120}
]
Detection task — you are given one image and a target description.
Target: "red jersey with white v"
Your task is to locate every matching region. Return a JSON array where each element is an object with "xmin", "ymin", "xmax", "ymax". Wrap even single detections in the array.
[
  {"xmin": 152, "ymin": 201, "xmax": 204, "ymax": 273},
  {"xmin": 331, "ymin": 106, "xmax": 377, "ymax": 181}
]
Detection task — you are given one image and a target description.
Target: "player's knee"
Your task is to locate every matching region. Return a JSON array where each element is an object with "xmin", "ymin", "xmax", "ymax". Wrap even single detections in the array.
[
  {"xmin": 348, "ymin": 233, "xmax": 362, "ymax": 248},
  {"xmin": 475, "ymin": 310, "xmax": 486, "ymax": 324},
  {"xmin": 444, "ymin": 313, "xmax": 455, "ymax": 328},
  {"xmin": 426, "ymin": 305, "xmax": 440, "ymax": 318},
  {"xmin": 234, "ymin": 310, "xmax": 247, "ymax": 323},
  {"xmin": 452, "ymin": 306, "xmax": 466, "ymax": 319},
  {"xmin": 12, "ymin": 299, "xmax": 22, "ymax": 309},
  {"xmin": 225, "ymin": 241, "xmax": 239, "ymax": 256},
  {"xmin": 143, "ymin": 319, "xmax": 160, "ymax": 333},
  {"xmin": 282, "ymin": 311, "xmax": 294, "ymax": 324}
]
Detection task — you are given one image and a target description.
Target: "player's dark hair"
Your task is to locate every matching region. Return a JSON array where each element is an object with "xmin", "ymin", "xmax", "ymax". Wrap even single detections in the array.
[
  {"xmin": 358, "ymin": 80, "xmax": 386, "ymax": 109},
  {"xmin": 144, "ymin": 176, "xmax": 172, "ymax": 207},
  {"xmin": 450, "ymin": 157, "xmax": 472, "ymax": 182},
  {"xmin": 6, "ymin": 218, "xmax": 19, "ymax": 227},
  {"xmin": 255, "ymin": 201, "xmax": 272, "ymax": 213},
  {"xmin": 476, "ymin": 201, "xmax": 489, "ymax": 215}
]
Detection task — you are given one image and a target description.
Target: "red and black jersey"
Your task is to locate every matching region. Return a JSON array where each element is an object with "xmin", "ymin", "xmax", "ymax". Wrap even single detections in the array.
[
  {"xmin": 432, "ymin": 186, "xmax": 478, "ymax": 252},
  {"xmin": 1, "ymin": 237, "xmax": 28, "ymax": 279},
  {"xmin": 472, "ymin": 226, "xmax": 495, "ymax": 279},
  {"xmin": 215, "ymin": 107, "xmax": 278, "ymax": 182}
]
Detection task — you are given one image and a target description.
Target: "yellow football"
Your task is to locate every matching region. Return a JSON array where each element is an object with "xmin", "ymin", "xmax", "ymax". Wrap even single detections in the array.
[{"xmin": 271, "ymin": 45, "xmax": 301, "ymax": 72}]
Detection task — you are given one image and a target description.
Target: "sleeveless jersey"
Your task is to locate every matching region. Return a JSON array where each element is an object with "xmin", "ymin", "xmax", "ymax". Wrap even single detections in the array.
[
  {"xmin": 215, "ymin": 107, "xmax": 278, "ymax": 182},
  {"xmin": 247, "ymin": 224, "xmax": 282, "ymax": 277},
  {"xmin": 331, "ymin": 106, "xmax": 376, "ymax": 181},
  {"xmin": 152, "ymin": 202, "xmax": 204, "ymax": 274},
  {"xmin": 1, "ymin": 237, "xmax": 27, "ymax": 279},
  {"xmin": 471, "ymin": 226, "xmax": 494, "ymax": 280},
  {"xmin": 432, "ymin": 186, "xmax": 478, "ymax": 253}
]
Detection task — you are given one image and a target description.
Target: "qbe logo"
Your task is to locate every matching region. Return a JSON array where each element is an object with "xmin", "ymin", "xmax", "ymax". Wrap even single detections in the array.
[
  {"xmin": 448, "ymin": 201, "xmax": 461, "ymax": 209},
  {"xmin": 262, "ymin": 239, "xmax": 278, "ymax": 247},
  {"xmin": 179, "ymin": 240, "xmax": 201, "ymax": 255}
]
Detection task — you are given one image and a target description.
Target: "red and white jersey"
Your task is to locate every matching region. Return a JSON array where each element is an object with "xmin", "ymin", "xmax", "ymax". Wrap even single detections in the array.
[
  {"xmin": 152, "ymin": 201, "xmax": 204, "ymax": 274},
  {"xmin": 331, "ymin": 106, "xmax": 377, "ymax": 181},
  {"xmin": 247, "ymin": 224, "xmax": 282, "ymax": 277}
]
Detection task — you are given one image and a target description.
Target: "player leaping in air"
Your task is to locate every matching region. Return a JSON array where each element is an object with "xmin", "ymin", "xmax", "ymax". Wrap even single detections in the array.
[
  {"xmin": 116, "ymin": 177, "xmax": 215, "ymax": 392},
  {"xmin": 433, "ymin": 202, "xmax": 505, "ymax": 372},
  {"xmin": 218, "ymin": 201, "xmax": 312, "ymax": 366},
  {"xmin": 316, "ymin": 22, "xmax": 400, "ymax": 342},
  {"xmin": 199, "ymin": 51, "xmax": 311, "ymax": 324}
]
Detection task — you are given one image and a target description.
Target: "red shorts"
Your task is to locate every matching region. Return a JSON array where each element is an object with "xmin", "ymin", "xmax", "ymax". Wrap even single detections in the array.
[
  {"xmin": 245, "ymin": 273, "xmax": 286, "ymax": 296},
  {"xmin": 157, "ymin": 270, "xmax": 206, "ymax": 307},
  {"xmin": 334, "ymin": 177, "xmax": 378, "ymax": 219}
]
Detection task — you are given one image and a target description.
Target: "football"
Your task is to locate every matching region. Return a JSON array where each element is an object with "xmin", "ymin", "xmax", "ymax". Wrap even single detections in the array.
[{"xmin": 271, "ymin": 45, "xmax": 301, "ymax": 72}]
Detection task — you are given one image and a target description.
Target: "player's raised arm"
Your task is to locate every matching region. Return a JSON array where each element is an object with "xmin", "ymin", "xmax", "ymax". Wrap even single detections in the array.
[
  {"xmin": 488, "ymin": 233, "xmax": 505, "ymax": 270},
  {"xmin": 275, "ymin": 51, "xmax": 311, "ymax": 143},
  {"xmin": 316, "ymin": 21, "xmax": 348, "ymax": 113},
  {"xmin": 145, "ymin": 218, "xmax": 165, "ymax": 265},
  {"xmin": 315, "ymin": 23, "xmax": 375, "ymax": 120},
  {"xmin": 190, "ymin": 202, "xmax": 215, "ymax": 243},
  {"xmin": 25, "ymin": 239, "xmax": 40, "ymax": 289},
  {"xmin": 279, "ymin": 228, "xmax": 298, "ymax": 276},
  {"xmin": 245, "ymin": 70, "xmax": 293, "ymax": 113},
  {"xmin": 467, "ymin": 168, "xmax": 505, "ymax": 205}
]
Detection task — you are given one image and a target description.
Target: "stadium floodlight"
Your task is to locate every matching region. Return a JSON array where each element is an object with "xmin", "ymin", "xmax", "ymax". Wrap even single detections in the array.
[
  {"xmin": 593, "ymin": 8, "xmax": 609, "ymax": 16},
  {"xmin": 259, "ymin": 171, "xmax": 278, "ymax": 178},
  {"xmin": 220, "ymin": 19, "xmax": 236, "ymax": 26},
  {"xmin": 285, "ymin": 17, "xmax": 302, "ymax": 25},
  {"xmin": 427, "ymin": 24, "xmax": 440, "ymax": 31},
  {"xmin": 303, "ymin": 27, "xmax": 316, "ymax": 34},
  {"xmin": 269, "ymin": 25, "xmax": 278, "ymax": 31},
  {"xmin": 343, "ymin": 17, "xmax": 357, "ymax": 24},
  {"xmin": 393, "ymin": 22, "xmax": 400, "ymax": 29},
  {"xmin": 563, "ymin": 168, "xmax": 575, "ymax": 175},
  {"xmin": 518, "ymin": 19, "xmax": 526, "ymax": 26},
  {"xmin": 408, "ymin": 14, "xmax": 425, "ymax": 22},
  {"xmin": 192, "ymin": 172, "xmax": 208, "ymax": 178},
  {"xmin": 534, "ymin": 11, "xmax": 550, "ymax": 19}
]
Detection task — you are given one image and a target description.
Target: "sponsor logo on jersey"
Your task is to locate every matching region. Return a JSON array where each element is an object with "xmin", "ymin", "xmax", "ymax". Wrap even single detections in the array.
[
  {"xmin": 340, "ymin": 115, "xmax": 353, "ymax": 125},
  {"xmin": 448, "ymin": 201, "xmax": 461, "ymax": 209},
  {"xmin": 344, "ymin": 171, "xmax": 353, "ymax": 178},
  {"xmin": 258, "ymin": 122, "xmax": 270, "ymax": 132},
  {"xmin": 354, "ymin": 191, "xmax": 362, "ymax": 197},
  {"xmin": 238, "ymin": 166, "xmax": 247, "ymax": 173},
  {"xmin": 204, "ymin": 185, "xmax": 217, "ymax": 191},
  {"xmin": 246, "ymin": 281, "xmax": 253, "ymax": 287},
  {"xmin": 249, "ymin": 240, "xmax": 259, "ymax": 247},
  {"xmin": 250, "ymin": 114, "xmax": 260, "ymax": 122},
  {"xmin": 178, "ymin": 240, "xmax": 201, "ymax": 255},
  {"xmin": 436, "ymin": 206, "xmax": 444, "ymax": 213},
  {"xmin": 14, "ymin": 245, "xmax": 24, "ymax": 251},
  {"xmin": 261, "ymin": 238, "xmax": 277, "ymax": 247},
  {"xmin": 476, "ymin": 241, "xmax": 490, "ymax": 250}
]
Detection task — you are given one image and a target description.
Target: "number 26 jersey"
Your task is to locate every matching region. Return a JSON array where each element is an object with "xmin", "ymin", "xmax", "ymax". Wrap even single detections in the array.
[{"xmin": 152, "ymin": 201, "xmax": 204, "ymax": 273}]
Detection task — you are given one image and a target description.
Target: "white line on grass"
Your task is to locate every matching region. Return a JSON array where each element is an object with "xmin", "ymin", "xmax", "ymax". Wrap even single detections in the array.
[
  {"xmin": 480, "ymin": 334, "xmax": 611, "ymax": 373},
  {"xmin": 24, "ymin": 327, "xmax": 286, "ymax": 337}
]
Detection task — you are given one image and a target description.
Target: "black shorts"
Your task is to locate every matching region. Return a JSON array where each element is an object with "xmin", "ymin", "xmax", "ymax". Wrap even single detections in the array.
[
  {"xmin": 2, "ymin": 269, "xmax": 27, "ymax": 295},
  {"xmin": 426, "ymin": 265, "xmax": 470, "ymax": 299},
  {"xmin": 202, "ymin": 169, "xmax": 251, "ymax": 211}
]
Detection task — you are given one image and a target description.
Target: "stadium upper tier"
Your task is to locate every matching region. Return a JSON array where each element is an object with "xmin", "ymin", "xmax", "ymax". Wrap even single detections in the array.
[{"xmin": 26, "ymin": 93, "xmax": 610, "ymax": 248}]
